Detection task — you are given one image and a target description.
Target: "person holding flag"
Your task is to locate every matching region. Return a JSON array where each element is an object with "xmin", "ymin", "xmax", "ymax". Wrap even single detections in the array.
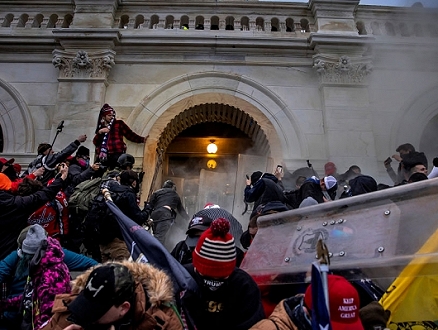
[{"xmin": 249, "ymin": 239, "xmax": 364, "ymax": 330}]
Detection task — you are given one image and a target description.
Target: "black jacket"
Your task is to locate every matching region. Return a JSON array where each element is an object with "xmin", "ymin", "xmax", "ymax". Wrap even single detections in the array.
[
  {"xmin": 146, "ymin": 188, "xmax": 188, "ymax": 220},
  {"xmin": 0, "ymin": 177, "xmax": 64, "ymax": 260},
  {"xmin": 244, "ymin": 174, "xmax": 288, "ymax": 217},
  {"xmin": 182, "ymin": 264, "xmax": 265, "ymax": 330},
  {"xmin": 26, "ymin": 140, "xmax": 81, "ymax": 185},
  {"xmin": 97, "ymin": 184, "xmax": 148, "ymax": 244}
]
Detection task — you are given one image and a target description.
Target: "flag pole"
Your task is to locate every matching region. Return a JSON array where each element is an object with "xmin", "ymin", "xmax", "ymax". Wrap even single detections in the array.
[{"xmin": 316, "ymin": 239, "xmax": 330, "ymax": 316}]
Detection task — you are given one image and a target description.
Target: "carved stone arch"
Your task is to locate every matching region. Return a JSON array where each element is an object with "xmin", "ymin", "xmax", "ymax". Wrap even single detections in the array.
[
  {"xmin": 391, "ymin": 84, "xmax": 438, "ymax": 156},
  {"xmin": 0, "ymin": 79, "xmax": 34, "ymax": 153},
  {"xmin": 157, "ymin": 103, "xmax": 270, "ymax": 156},
  {"xmin": 125, "ymin": 71, "xmax": 306, "ymax": 197}
]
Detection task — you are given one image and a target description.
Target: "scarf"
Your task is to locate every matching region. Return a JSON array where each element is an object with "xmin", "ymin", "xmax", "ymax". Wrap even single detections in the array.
[{"xmin": 98, "ymin": 116, "xmax": 115, "ymax": 161}]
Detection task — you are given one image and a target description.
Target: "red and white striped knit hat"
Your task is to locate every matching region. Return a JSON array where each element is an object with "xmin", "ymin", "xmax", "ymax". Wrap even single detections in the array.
[{"xmin": 192, "ymin": 218, "xmax": 236, "ymax": 278}]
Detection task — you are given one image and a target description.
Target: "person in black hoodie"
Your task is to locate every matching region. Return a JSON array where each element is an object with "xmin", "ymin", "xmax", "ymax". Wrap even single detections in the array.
[
  {"xmin": 0, "ymin": 164, "xmax": 68, "ymax": 261},
  {"xmin": 244, "ymin": 171, "xmax": 289, "ymax": 218},
  {"xmin": 97, "ymin": 170, "xmax": 149, "ymax": 262}
]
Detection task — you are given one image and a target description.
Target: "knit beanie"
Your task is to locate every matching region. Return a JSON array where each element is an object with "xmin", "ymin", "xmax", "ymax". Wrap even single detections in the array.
[
  {"xmin": 101, "ymin": 103, "xmax": 115, "ymax": 116},
  {"xmin": 192, "ymin": 218, "xmax": 237, "ymax": 278},
  {"xmin": 76, "ymin": 146, "xmax": 90, "ymax": 157},
  {"xmin": 250, "ymin": 171, "xmax": 263, "ymax": 185},
  {"xmin": 0, "ymin": 173, "xmax": 12, "ymax": 191},
  {"xmin": 22, "ymin": 224, "xmax": 47, "ymax": 254},
  {"xmin": 37, "ymin": 143, "xmax": 52, "ymax": 155}
]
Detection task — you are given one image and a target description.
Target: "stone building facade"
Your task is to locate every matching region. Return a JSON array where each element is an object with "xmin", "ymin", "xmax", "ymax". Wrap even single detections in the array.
[{"xmin": 1, "ymin": 0, "xmax": 438, "ymax": 213}]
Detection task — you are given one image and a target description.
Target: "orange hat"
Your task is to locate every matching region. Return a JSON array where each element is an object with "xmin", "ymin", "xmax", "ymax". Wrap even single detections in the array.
[{"xmin": 0, "ymin": 173, "xmax": 12, "ymax": 191}]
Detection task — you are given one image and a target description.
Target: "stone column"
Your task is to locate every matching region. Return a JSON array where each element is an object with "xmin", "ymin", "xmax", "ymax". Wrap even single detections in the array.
[
  {"xmin": 309, "ymin": 0, "xmax": 378, "ymax": 174},
  {"xmin": 50, "ymin": 0, "xmax": 120, "ymax": 156}
]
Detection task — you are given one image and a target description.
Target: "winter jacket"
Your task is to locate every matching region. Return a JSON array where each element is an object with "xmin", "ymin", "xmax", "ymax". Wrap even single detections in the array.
[
  {"xmin": 93, "ymin": 119, "xmax": 145, "ymax": 155},
  {"xmin": 97, "ymin": 184, "xmax": 149, "ymax": 244},
  {"xmin": 2, "ymin": 237, "xmax": 71, "ymax": 330},
  {"xmin": 0, "ymin": 248, "xmax": 97, "ymax": 304},
  {"xmin": 0, "ymin": 177, "xmax": 64, "ymax": 260},
  {"xmin": 28, "ymin": 180, "xmax": 70, "ymax": 241},
  {"xmin": 40, "ymin": 260, "xmax": 183, "ymax": 330},
  {"xmin": 182, "ymin": 264, "xmax": 265, "ymax": 330},
  {"xmin": 245, "ymin": 174, "xmax": 288, "ymax": 218},
  {"xmin": 146, "ymin": 188, "xmax": 189, "ymax": 221},
  {"xmin": 64, "ymin": 163, "xmax": 95, "ymax": 198},
  {"xmin": 26, "ymin": 140, "xmax": 81, "ymax": 185},
  {"xmin": 250, "ymin": 296, "xmax": 312, "ymax": 330}
]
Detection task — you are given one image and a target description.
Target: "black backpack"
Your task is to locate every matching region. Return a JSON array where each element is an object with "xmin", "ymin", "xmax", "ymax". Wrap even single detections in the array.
[{"xmin": 81, "ymin": 190, "xmax": 123, "ymax": 245}]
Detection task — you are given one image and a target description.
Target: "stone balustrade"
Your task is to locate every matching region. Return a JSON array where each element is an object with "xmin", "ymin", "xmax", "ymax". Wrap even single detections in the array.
[{"xmin": 1, "ymin": 8, "xmax": 438, "ymax": 39}]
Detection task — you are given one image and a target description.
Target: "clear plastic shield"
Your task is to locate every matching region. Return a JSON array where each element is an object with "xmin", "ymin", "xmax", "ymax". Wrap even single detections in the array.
[{"xmin": 241, "ymin": 178, "xmax": 438, "ymax": 325}]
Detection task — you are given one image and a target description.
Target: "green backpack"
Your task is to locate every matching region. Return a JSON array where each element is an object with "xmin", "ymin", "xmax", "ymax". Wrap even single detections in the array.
[{"xmin": 68, "ymin": 177, "xmax": 103, "ymax": 214}]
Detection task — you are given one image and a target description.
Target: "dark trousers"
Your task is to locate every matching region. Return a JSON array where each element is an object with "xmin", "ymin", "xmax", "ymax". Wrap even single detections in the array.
[{"xmin": 151, "ymin": 207, "xmax": 175, "ymax": 246}]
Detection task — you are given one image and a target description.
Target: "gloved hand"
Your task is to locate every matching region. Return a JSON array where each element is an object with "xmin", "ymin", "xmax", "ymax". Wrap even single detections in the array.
[
  {"xmin": 139, "ymin": 171, "xmax": 145, "ymax": 182},
  {"xmin": 283, "ymin": 295, "xmax": 312, "ymax": 330},
  {"xmin": 433, "ymin": 157, "xmax": 438, "ymax": 167}
]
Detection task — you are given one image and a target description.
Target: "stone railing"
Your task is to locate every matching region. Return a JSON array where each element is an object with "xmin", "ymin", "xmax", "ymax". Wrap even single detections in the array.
[
  {"xmin": 355, "ymin": 19, "xmax": 438, "ymax": 38},
  {"xmin": 0, "ymin": 13, "xmax": 73, "ymax": 29},
  {"xmin": 2, "ymin": 9, "xmax": 437, "ymax": 39},
  {"xmin": 114, "ymin": 13, "xmax": 314, "ymax": 34}
]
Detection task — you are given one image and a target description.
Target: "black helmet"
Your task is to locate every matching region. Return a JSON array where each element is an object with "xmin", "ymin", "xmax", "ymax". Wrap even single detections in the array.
[{"xmin": 117, "ymin": 154, "xmax": 135, "ymax": 169}]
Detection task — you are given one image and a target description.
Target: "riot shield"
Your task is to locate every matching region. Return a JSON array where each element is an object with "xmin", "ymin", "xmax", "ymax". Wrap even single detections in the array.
[{"xmin": 241, "ymin": 178, "xmax": 438, "ymax": 326}]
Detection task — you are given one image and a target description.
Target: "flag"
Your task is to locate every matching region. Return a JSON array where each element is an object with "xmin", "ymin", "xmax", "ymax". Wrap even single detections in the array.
[
  {"xmin": 106, "ymin": 200, "xmax": 198, "ymax": 294},
  {"xmin": 310, "ymin": 262, "xmax": 332, "ymax": 330},
  {"xmin": 380, "ymin": 228, "xmax": 438, "ymax": 325}
]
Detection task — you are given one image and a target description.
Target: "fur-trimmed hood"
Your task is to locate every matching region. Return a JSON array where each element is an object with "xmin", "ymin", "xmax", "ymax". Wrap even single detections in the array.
[{"xmin": 71, "ymin": 260, "xmax": 175, "ymax": 307}]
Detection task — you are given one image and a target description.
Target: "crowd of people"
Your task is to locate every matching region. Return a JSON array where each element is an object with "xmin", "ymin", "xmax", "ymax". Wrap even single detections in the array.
[{"xmin": 0, "ymin": 105, "xmax": 436, "ymax": 330}]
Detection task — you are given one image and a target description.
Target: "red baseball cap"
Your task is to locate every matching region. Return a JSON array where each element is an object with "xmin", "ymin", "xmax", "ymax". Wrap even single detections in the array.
[
  {"xmin": 0, "ymin": 157, "xmax": 15, "ymax": 166},
  {"xmin": 13, "ymin": 163, "xmax": 22, "ymax": 174},
  {"xmin": 305, "ymin": 275, "xmax": 364, "ymax": 330}
]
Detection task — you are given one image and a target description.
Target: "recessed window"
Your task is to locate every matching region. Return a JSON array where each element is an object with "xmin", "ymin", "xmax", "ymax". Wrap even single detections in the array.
[
  {"xmin": 286, "ymin": 18, "xmax": 294, "ymax": 32},
  {"xmin": 211, "ymin": 16, "xmax": 219, "ymax": 30},
  {"xmin": 2, "ymin": 13, "xmax": 14, "ymax": 27},
  {"xmin": 271, "ymin": 18, "xmax": 279, "ymax": 32},
  {"xmin": 119, "ymin": 15, "xmax": 129, "ymax": 29},
  {"xmin": 47, "ymin": 14, "xmax": 58, "ymax": 28},
  {"xmin": 166, "ymin": 15, "xmax": 174, "ymax": 29}
]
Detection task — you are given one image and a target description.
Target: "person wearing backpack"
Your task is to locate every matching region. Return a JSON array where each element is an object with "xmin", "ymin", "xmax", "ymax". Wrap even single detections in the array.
[{"xmin": 91, "ymin": 170, "xmax": 149, "ymax": 262}]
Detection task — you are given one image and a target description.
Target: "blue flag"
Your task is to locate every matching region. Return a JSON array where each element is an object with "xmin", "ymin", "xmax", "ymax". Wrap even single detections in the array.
[
  {"xmin": 310, "ymin": 262, "xmax": 332, "ymax": 330},
  {"xmin": 106, "ymin": 200, "xmax": 198, "ymax": 294}
]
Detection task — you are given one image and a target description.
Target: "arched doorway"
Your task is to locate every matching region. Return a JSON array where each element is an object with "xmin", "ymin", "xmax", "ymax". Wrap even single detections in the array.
[
  {"xmin": 126, "ymin": 71, "xmax": 305, "ymax": 249},
  {"xmin": 156, "ymin": 103, "xmax": 271, "ymax": 218},
  {"xmin": 145, "ymin": 102, "xmax": 273, "ymax": 250}
]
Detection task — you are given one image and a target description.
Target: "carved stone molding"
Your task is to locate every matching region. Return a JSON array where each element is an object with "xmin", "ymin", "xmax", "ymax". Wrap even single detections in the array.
[
  {"xmin": 313, "ymin": 55, "xmax": 373, "ymax": 85},
  {"xmin": 52, "ymin": 49, "xmax": 115, "ymax": 81}
]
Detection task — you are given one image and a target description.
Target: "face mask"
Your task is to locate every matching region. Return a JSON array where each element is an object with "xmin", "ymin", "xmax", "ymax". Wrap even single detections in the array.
[{"xmin": 78, "ymin": 158, "xmax": 89, "ymax": 168}]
